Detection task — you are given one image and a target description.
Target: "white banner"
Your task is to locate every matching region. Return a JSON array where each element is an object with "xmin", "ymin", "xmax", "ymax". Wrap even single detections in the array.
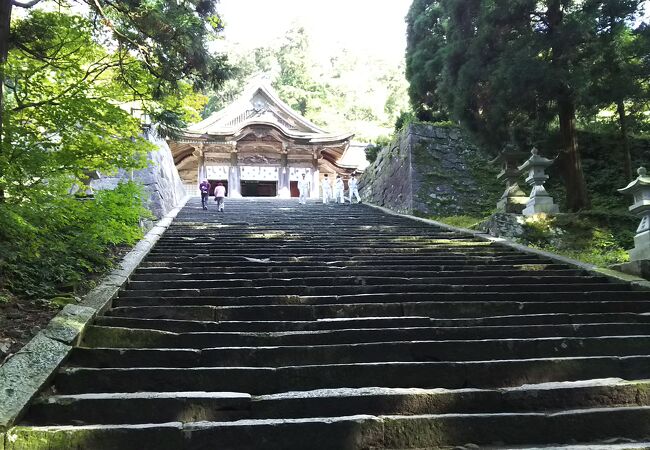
[
  {"xmin": 206, "ymin": 165, "xmax": 229, "ymax": 179},
  {"xmin": 240, "ymin": 165, "xmax": 279, "ymax": 181}
]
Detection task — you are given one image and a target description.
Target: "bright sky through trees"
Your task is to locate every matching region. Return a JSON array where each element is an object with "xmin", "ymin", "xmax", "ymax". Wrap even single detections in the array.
[{"xmin": 218, "ymin": 0, "xmax": 413, "ymax": 64}]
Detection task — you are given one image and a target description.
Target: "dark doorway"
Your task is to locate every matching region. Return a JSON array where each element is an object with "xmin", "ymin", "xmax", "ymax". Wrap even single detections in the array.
[
  {"xmin": 208, "ymin": 180, "xmax": 228, "ymax": 196},
  {"xmin": 241, "ymin": 181, "xmax": 277, "ymax": 197},
  {"xmin": 289, "ymin": 181, "xmax": 300, "ymax": 198}
]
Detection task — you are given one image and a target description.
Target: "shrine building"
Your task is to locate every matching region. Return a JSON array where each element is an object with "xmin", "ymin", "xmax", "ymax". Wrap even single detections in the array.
[{"xmin": 168, "ymin": 77, "xmax": 364, "ymax": 198}]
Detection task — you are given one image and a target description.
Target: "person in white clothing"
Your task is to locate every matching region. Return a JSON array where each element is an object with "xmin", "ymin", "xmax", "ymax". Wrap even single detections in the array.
[
  {"xmin": 348, "ymin": 174, "xmax": 361, "ymax": 203},
  {"xmin": 333, "ymin": 175, "xmax": 345, "ymax": 204},
  {"xmin": 213, "ymin": 182, "xmax": 226, "ymax": 212},
  {"xmin": 297, "ymin": 173, "xmax": 310, "ymax": 204},
  {"xmin": 321, "ymin": 174, "xmax": 332, "ymax": 203}
]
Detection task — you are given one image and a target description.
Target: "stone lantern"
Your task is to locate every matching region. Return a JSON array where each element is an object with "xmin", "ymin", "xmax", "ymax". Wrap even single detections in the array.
[
  {"xmin": 618, "ymin": 167, "xmax": 650, "ymax": 261},
  {"xmin": 490, "ymin": 144, "xmax": 528, "ymax": 214},
  {"xmin": 518, "ymin": 148, "xmax": 559, "ymax": 216}
]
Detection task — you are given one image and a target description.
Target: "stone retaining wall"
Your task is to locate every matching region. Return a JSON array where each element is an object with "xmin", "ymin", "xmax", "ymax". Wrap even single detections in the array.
[
  {"xmin": 90, "ymin": 129, "xmax": 186, "ymax": 218},
  {"xmin": 359, "ymin": 123, "xmax": 500, "ymax": 216}
]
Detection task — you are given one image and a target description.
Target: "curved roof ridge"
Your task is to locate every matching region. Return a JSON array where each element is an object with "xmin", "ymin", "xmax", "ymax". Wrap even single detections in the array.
[{"xmin": 189, "ymin": 74, "xmax": 346, "ymax": 136}]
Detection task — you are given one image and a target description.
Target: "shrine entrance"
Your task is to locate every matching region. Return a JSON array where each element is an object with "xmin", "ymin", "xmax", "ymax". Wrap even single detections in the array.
[{"xmin": 241, "ymin": 180, "xmax": 277, "ymax": 197}]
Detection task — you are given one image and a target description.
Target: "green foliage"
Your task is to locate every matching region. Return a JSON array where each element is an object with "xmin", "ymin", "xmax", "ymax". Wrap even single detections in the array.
[
  {"xmin": 2, "ymin": 11, "xmax": 151, "ymax": 198},
  {"xmin": 405, "ymin": 0, "xmax": 449, "ymax": 122},
  {"xmin": 80, "ymin": 0, "xmax": 231, "ymax": 94},
  {"xmin": 0, "ymin": 181, "xmax": 151, "ymax": 299},
  {"xmin": 395, "ymin": 111, "xmax": 416, "ymax": 132},
  {"xmin": 519, "ymin": 212, "xmax": 634, "ymax": 267},
  {"xmin": 543, "ymin": 130, "xmax": 650, "ymax": 212},
  {"xmin": 431, "ymin": 215, "xmax": 485, "ymax": 229},
  {"xmin": 0, "ymin": 4, "xmax": 216, "ymax": 303},
  {"xmin": 364, "ymin": 135, "xmax": 393, "ymax": 163}
]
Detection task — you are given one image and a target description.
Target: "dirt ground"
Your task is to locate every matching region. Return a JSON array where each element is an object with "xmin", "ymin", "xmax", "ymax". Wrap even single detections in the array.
[
  {"xmin": 0, "ymin": 246, "xmax": 132, "ymax": 366},
  {"xmin": 0, "ymin": 294, "xmax": 60, "ymax": 365}
]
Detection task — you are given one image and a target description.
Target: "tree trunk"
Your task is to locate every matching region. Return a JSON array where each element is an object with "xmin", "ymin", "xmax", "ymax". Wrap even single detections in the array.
[
  {"xmin": 546, "ymin": 0, "xmax": 590, "ymax": 211},
  {"xmin": 616, "ymin": 100, "xmax": 633, "ymax": 181},
  {"xmin": 0, "ymin": 0, "xmax": 12, "ymax": 201},
  {"xmin": 558, "ymin": 95, "xmax": 590, "ymax": 211}
]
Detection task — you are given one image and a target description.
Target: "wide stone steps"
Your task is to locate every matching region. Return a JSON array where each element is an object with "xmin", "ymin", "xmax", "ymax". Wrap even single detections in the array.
[{"xmin": 10, "ymin": 198, "xmax": 650, "ymax": 449}]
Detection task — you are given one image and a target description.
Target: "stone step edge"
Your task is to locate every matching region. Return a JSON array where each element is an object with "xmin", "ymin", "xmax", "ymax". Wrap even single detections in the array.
[
  {"xmin": 95, "ymin": 312, "xmax": 650, "ymax": 327},
  {"xmin": 7, "ymin": 407, "xmax": 650, "ymax": 449},
  {"xmin": 58, "ymin": 354, "xmax": 650, "ymax": 374},
  {"xmin": 82, "ymin": 324, "xmax": 650, "ymax": 340},
  {"xmin": 72, "ymin": 334, "xmax": 650, "ymax": 353},
  {"xmin": 28, "ymin": 378, "xmax": 650, "ymax": 423},
  {"xmin": 36, "ymin": 377, "xmax": 647, "ymax": 403},
  {"xmin": 0, "ymin": 196, "xmax": 190, "ymax": 434},
  {"xmin": 366, "ymin": 202, "xmax": 650, "ymax": 292}
]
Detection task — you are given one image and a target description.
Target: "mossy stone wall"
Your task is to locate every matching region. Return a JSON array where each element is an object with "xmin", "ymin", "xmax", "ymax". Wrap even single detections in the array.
[{"xmin": 359, "ymin": 123, "xmax": 500, "ymax": 216}]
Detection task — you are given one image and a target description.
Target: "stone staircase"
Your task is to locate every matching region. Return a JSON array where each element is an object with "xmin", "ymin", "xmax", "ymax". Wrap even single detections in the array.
[{"xmin": 7, "ymin": 198, "xmax": 650, "ymax": 449}]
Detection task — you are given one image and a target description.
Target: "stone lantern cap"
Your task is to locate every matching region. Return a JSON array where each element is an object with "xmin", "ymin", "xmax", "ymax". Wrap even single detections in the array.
[
  {"xmin": 618, "ymin": 167, "xmax": 650, "ymax": 213},
  {"xmin": 518, "ymin": 148, "xmax": 555, "ymax": 172}
]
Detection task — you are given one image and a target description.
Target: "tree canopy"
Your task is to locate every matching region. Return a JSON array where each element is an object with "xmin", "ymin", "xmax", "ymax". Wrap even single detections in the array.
[
  {"xmin": 0, "ymin": 0, "xmax": 230, "ymax": 299},
  {"xmin": 405, "ymin": 0, "xmax": 650, "ymax": 211}
]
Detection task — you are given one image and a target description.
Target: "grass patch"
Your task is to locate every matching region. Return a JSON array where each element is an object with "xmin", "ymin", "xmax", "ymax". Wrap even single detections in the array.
[{"xmin": 430, "ymin": 215, "xmax": 486, "ymax": 229}]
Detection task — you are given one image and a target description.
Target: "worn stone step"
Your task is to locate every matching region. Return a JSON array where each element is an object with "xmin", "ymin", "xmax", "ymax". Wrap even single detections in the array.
[
  {"xmin": 23, "ymin": 379, "xmax": 650, "ymax": 426},
  {"xmin": 105, "ymin": 300, "xmax": 650, "ymax": 322},
  {"xmin": 252, "ymin": 378, "xmax": 650, "ymax": 419},
  {"xmin": 94, "ymin": 316, "xmax": 435, "ymax": 332},
  {"xmin": 8, "ymin": 408, "xmax": 650, "ymax": 450},
  {"xmin": 68, "ymin": 336, "xmax": 650, "ymax": 368},
  {"xmin": 113, "ymin": 290, "xmax": 648, "ymax": 308},
  {"xmin": 93, "ymin": 312, "xmax": 650, "ymax": 334},
  {"xmin": 53, "ymin": 356, "xmax": 650, "ymax": 395},
  {"xmin": 147, "ymin": 241, "xmax": 499, "ymax": 251},
  {"xmin": 135, "ymin": 262, "xmax": 576, "ymax": 273},
  {"xmin": 155, "ymin": 231, "xmax": 464, "ymax": 238},
  {"xmin": 116, "ymin": 283, "xmax": 630, "ymax": 299},
  {"xmin": 24, "ymin": 392, "xmax": 251, "ymax": 426},
  {"xmin": 125, "ymin": 275, "xmax": 612, "ymax": 290},
  {"xmin": 79, "ymin": 324, "xmax": 650, "ymax": 349},
  {"xmin": 141, "ymin": 254, "xmax": 550, "ymax": 263},
  {"xmin": 131, "ymin": 268, "xmax": 587, "ymax": 282}
]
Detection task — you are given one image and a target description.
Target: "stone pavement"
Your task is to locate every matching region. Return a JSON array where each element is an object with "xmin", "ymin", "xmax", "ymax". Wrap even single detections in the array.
[{"xmin": 5, "ymin": 198, "xmax": 650, "ymax": 449}]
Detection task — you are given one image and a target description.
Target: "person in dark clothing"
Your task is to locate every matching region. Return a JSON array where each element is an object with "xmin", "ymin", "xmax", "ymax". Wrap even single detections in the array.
[{"xmin": 199, "ymin": 179, "xmax": 210, "ymax": 210}]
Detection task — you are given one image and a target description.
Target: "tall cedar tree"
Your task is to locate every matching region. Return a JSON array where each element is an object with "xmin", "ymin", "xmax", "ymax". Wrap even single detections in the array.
[
  {"xmin": 405, "ymin": 0, "xmax": 449, "ymax": 121},
  {"xmin": 582, "ymin": 0, "xmax": 649, "ymax": 181},
  {"xmin": 406, "ymin": 0, "xmax": 650, "ymax": 210}
]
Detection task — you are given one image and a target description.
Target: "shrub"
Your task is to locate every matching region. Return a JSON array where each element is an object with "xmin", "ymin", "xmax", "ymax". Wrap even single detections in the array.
[{"xmin": 0, "ymin": 181, "xmax": 152, "ymax": 300}]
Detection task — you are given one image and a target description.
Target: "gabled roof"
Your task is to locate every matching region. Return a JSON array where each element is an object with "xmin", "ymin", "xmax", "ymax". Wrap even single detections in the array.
[{"xmin": 188, "ymin": 75, "xmax": 353, "ymax": 141}]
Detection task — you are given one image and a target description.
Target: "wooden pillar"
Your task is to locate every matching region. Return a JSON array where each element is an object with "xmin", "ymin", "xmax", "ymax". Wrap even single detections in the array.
[
  {"xmin": 278, "ymin": 148, "xmax": 290, "ymax": 198},
  {"xmin": 228, "ymin": 147, "xmax": 241, "ymax": 198},
  {"xmin": 311, "ymin": 149, "xmax": 320, "ymax": 199}
]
